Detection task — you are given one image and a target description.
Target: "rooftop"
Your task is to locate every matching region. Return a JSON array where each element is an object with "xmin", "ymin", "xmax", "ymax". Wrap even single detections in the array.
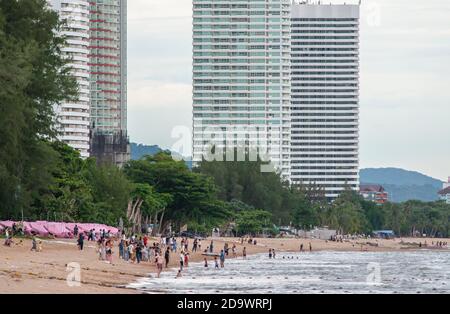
[
  {"xmin": 360, "ymin": 184, "xmax": 385, "ymax": 193},
  {"xmin": 438, "ymin": 186, "xmax": 450, "ymax": 195}
]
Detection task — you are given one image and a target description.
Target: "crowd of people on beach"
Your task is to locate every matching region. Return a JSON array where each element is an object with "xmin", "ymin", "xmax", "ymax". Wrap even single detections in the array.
[{"xmin": 3, "ymin": 222, "xmax": 450, "ymax": 281}]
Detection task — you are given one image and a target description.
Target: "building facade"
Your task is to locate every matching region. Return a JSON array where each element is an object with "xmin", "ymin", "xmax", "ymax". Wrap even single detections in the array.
[
  {"xmin": 89, "ymin": 0, "xmax": 129, "ymax": 166},
  {"xmin": 49, "ymin": 0, "xmax": 91, "ymax": 158},
  {"xmin": 192, "ymin": 1, "xmax": 360, "ymax": 200},
  {"xmin": 360, "ymin": 184, "xmax": 388, "ymax": 205},
  {"xmin": 192, "ymin": 0, "xmax": 292, "ymax": 178},
  {"xmin": 290, "ymin": 3, "xmax": 360, "ymax": 199}
]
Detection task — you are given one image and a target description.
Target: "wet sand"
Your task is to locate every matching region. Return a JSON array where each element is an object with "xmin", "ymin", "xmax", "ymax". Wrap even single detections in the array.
[{"xmin": 0, "ymin": 236, "xmax": 447, "ymax": 294}]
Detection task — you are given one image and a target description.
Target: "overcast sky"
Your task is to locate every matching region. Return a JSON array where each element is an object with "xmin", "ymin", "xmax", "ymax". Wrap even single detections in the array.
[{"xmin": 127, "ymin": 0, "xmax": 450, "ymax": 181}]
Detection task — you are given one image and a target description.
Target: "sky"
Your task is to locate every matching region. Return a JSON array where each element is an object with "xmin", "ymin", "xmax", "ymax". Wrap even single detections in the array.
[{"xmin": 127, "ymin": 0, "xmax": 450, "ymax": 181}]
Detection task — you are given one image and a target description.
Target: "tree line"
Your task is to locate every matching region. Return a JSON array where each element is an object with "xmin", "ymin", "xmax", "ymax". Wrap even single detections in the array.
[{"xmin": 1, "ymin": 0, "xmax": 448, "ymax": 238}]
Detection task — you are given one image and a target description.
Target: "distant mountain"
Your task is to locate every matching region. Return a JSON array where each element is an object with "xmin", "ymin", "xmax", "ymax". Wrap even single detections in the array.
[
  {"xmin": 130, "ymin": 143, "xmax": 168, "ymax": 160},
  {"xmin": 360, "ymin": 168, "xmax": 443, "ymax": 203},
  {"xmin": 130, "ymin": 143, "xmax": 192, "ymax": 169}
]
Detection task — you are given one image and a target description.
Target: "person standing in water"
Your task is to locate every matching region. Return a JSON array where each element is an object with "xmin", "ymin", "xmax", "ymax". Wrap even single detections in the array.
[
  {"xmin": 214, "ymin": 256, "xmax": 219, "ymax": 269},
  {"xmin": 179, "ymin": 251, "xmax": 185, "ymax": 271},
  {"xmin": 204, "ymin": 257, "xmax": 208, "ymax": 268},
  {"xmin": 269, "ymin": 249, "xmax": 273, "ymax": 259},
  {"xmin": 243, "ymin": 247, "xmax": 247, "ymax": 259},
  {"xmin": 220, "ymin": 250, "xmax": 225, "ymax": 268},
  {"xmin": 164, "ymin": 247, "xmax": 170, "ymax": 268}
]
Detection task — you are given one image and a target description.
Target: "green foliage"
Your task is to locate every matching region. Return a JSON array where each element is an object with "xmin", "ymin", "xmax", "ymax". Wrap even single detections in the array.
[
  {"xmin": 0, "ymin": 0, "xmax": 77, "ymax": 219},
  {"xmin": 234, "ymin": 209, "xmax": 273, "ymax": 236},
  {"xmin": 195, "ymin": 155, "xmax": 305, "ymax": 225},
  {"xmin": 124, "ymin": 152, "xmax": 225, "ymax": 229}
]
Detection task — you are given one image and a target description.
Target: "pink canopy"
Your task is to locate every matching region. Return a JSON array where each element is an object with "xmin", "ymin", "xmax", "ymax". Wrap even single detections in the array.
[
  {"xmin": 24, "ymin": 222, "xmax": 50, "ymax": 237},
  {"xmin": 46, "ymin": 222, "xmax": 73, "ymax": 238},
  {"xmin": 0, "ymin": 221, "xmax": 119, "ymax": 238},
  {"xmin": 0, "ymin": 221, "xmax": 15, "ymax": 228}
]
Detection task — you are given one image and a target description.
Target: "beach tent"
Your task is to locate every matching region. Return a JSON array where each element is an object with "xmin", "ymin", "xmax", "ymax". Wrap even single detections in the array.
[
  {"xmin": 65, "ymin": 223, "xmax": 86, "ymax": 235},
  {"xmin": 0, "ymin": 220, "xmax": 118, "ymax": 238},
  {"xmin": 46, "ymin": 222, "xmax": 73, "ymax": 238},
  {"xmin": 23, "ymin": 222, "xmax": 50, "ymax": 237},
  {"xmin": 0, "ymin": 221, "xmax": 15, "ymax": 228}
]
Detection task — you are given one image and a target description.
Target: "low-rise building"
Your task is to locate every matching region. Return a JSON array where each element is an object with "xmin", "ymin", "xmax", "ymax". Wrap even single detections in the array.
[
  {"xmin": 438, "ymin": 178, "xmax": 450, "ymax": 204},
  {"xmin": 359, "ymin": 184, "xmax": 389, "ymax": 205}
]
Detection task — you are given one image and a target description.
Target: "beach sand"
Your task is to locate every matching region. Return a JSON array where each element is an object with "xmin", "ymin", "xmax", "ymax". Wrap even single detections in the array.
[{"xmin": 0, "ymin": 236, "xmax": 447, "ymax": 294}]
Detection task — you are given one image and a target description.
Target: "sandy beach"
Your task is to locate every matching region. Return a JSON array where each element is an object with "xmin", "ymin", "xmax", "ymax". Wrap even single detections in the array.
[{"xmin": 0, "ymin": 236, "xmax": 448, "ymax": 294}]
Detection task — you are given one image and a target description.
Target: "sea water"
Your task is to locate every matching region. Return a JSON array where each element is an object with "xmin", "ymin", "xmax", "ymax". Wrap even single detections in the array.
[{"xmin": 128, "ymin": 250, "xmax": 450, "ymax": 294}]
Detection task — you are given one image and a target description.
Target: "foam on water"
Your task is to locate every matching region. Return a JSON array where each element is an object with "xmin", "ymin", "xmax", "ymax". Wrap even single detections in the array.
[{"xmin": 128, "ymin": 250, "xmax": 450, "ymax": 294}]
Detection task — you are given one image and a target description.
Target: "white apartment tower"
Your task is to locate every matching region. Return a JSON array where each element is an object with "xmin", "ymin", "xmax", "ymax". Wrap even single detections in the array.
[
  {"xmin": 192, "ymin": 0, "xmax": 292, "ymax": 177},
  {"xmin": 192, "ymin": 1, "xmax": 360, "ymax": 200},
  {"xmin": 50, "ymin": 0, "xmax": 91, "ymax": 158},
  {"xmin": 290, "ymin": 2, "xmax": 360, "ymax": 198}
]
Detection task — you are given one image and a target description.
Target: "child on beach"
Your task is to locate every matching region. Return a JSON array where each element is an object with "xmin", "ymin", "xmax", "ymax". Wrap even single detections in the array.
[
  {"xmin": 214, "ymin": 257, "xmax": 219, "ymax": 269},
  {"xmin": 179, "ymin": 252, "xmax": 185, "ymax": 271},
  {"xmin": 184, "ymin": 252, "xmax": 189, "ymax": 267},
  {"xmin": 37, "ymin": 241, "xmax": 43, "ymax": 252},
  {"xmin": 31, "ymin": 237, "xmax": 37, "ymax": 252}
]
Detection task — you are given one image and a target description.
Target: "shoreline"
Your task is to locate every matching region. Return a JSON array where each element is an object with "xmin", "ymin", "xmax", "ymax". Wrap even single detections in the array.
[{"xmin": 0, "ymin": 236, "xmax": 448, "ymax": 294}]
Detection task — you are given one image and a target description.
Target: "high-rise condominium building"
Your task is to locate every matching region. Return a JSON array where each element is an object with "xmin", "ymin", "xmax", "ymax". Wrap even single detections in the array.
[
  {"xmin": 192, "ymin": 0, "xmax": 360, "ymax": 200},
  {"xmin": 290, "ymin": 3, "xmax": 360, "ymax": 199},
  {"xmin": 89, "ymin": 0, "xmax": 129, "ymax": 166},
  {"xmin": 192, "ymin": 0, "xmax": 292, "ymax": 178},
  {"xmin": 49, "ymin": 0, "xmax": 91, "ymax": 158}
]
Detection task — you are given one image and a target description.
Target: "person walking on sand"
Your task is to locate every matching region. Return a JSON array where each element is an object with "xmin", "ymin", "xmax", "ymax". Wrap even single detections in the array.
[
  {"xmin": 243, "ymin": 247, "xmax": 247, "ymax": 259},
  {"xmin": 31, "ymin": 236, "xmax": 37, "ymax": 252},
  {"xmin": 73, "ymin": 225, "xmax": 79, "ymax": 237},
  {"xmin": 300, "ymin": 244, "xmax": 304, "ymax": 252},
  {"xmin": 164, "ymin": 247, "xmax": 170, "ymax": 268},
  {"xmin": 106, "ymin": 240, "xmax": 113, "ymax": 264},
  {"xmin": 309, "ymin": 242, "xmax": 312, "ymax": 252},
  {"xmin": 210, "ymin": 240, "xmax": 214, "ymax": 253},
  {"xmin": 193, "ymin": 239, "xmax": 198, "ymax": 252},
  {"xmin": 77, "ymin": 233, "xmax": 84, "ymax": 251}
]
